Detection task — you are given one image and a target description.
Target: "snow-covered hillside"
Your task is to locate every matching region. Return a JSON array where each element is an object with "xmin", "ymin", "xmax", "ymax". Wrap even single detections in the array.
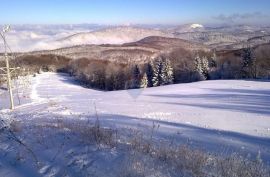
[
  {"xmin": 2, "ymin": 24, "xmax": 270, "ymax": 52},
  {"xmin": 58, "ymin": 26, "xmax": 171, "ymax": 46},
  {"xmin": 0, "ymin": 73, "xmax": 270, "ymax": 176}
]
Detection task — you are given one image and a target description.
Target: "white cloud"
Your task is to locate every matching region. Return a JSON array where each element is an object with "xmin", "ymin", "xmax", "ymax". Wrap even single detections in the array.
[
  {"xmin": 0, "ymin": 25, "xmax": 170, "ymax": 52},
  {"xmin": 213, "ymin": 12, "xmax": 269, "ymax": 24},
  {"xmin": 0, "ymin": 25, "xmax": 101, "ymax": 52}
]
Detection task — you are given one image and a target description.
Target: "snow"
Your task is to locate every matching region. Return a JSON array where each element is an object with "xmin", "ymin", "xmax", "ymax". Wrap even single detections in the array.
[
  {"xmin": 30, "ymin": 75, "xmax": 43, "ymax": 102},
  {"xmin": 2, "ymin": 72, "xmax": 270, "ymax": 138},
  {"xmin": 20, "ymin": 73, "xmax": 270, "ymax": 137},
  {"xmin": 0, "ymin": 72, "xmax": 270, "ymax": 176},
  {"xmin": 190, "ymin": 24, "xmax": 204, "ymax": 29}
]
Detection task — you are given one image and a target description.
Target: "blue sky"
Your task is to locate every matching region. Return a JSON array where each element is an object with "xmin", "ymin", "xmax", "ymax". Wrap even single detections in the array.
[{"xmin": 0, "ymin": 0, "xmax": 269, "ymax": 25}]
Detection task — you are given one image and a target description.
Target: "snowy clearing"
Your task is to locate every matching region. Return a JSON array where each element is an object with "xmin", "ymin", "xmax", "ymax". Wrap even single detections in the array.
[{"xmin": 0, "ymin": 72, "xmax": 270, "ymax": 176}]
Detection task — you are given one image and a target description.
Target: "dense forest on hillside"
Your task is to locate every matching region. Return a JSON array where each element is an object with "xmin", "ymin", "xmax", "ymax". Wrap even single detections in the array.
[{"xmin": 1, "ymin": 43, "xmax": 270, "ymax": 91}]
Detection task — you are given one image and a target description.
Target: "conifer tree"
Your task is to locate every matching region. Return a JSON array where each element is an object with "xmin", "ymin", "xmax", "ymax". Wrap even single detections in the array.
[
  {"xmin": 209, "ymin": 52, "xmax": 217, "ymax": 68},
  {"xmin": 152, "ymin": 58, "xmax": 163, "ymax": 87},
  {"xmin": 131, "ymin": 65, "xmax": 141, "ymax": 88},
  {"xmin": 201, "ymin": 56, "xmax": 209, "ymax": 79},
  {"xmin": 146, "ymin": 62, "xmax": 154, "ymax": 87},
  {"xmin": 194, "ymin": 55, "xmax": 205, "ymax": 80},
  {"xmin": 161, "ymin": 58, "xmax": 174, "ymax": 85},
  {"xmin": 242, "ymin": 47, "xmax": 256, "ymax": 78}
]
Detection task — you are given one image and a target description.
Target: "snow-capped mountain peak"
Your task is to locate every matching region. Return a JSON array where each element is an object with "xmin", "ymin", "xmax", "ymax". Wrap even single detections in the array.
[
  {"xmin": 171, "ymin": 23, "xmax": 205, "ymax": 33},
  {"xmin": 190, "ymin": 23, "xmax": 204, "ymax": 29}
]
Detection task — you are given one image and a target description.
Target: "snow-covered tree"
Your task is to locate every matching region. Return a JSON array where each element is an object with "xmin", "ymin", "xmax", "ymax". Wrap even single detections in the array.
[
  {"xmin": 152, "ymin": 58, "xmax": 163, "ymax": 87},
  {"xmin": 194, "ymin": 55, "xmax": 202, "ymax": 73},
  {"xmin": 152, "ymin": 57, "xmax": 174, "ymax": 86},
  {"xmin": 194, "ymin": 55, "xmax": 204, "ymax": 80},
  {"xmin": 201, "ymin": 56, "xmax": 209, "ymax": 79},
  {"xmin": 242, "ymin": 47, "xmax": 257, "ymax": 78},
  {"xmin": 194, "ymin": 55, "xmax": 208, "ymax": 80},
  {"xmin": 140, "ymin": 73, "xmax": 148, "ymax": 88},
  {"xmin": 161, "ymin": 58, "xmax": 174, "ymax": 85}
]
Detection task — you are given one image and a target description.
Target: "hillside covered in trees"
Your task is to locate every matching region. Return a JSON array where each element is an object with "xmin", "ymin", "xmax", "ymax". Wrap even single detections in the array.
[{"xmin": 1, "ymin": 36, "xmax": 270, "ymax": 91}]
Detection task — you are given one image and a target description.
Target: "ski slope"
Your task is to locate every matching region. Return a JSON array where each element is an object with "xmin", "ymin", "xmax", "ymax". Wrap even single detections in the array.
[
  {"xmin": 9, "ymin": 73, "xmax": 270, "ymax": 154},
  {"xmin": 13, "ymin": 72, "xmax": 270, "ymax": 137},
  {"xmin": 0, "ymin": 72, "xmax": 270, "ymax": 176}
]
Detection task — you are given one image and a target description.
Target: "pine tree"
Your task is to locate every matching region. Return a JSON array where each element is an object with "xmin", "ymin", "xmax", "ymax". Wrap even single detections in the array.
[
  {"xmin": 194, "ymin": 55, "xmax": 202, "ymax": 73},
  {"xmin": 94, "ymin": 70, "xmax": 106, "ymax": 90},
  {"xmin": 209, "ymin": 52, "xmax": 217, "ymax": 68},
  {"xmin": 105, "ymin": 74, "xmax": 114, "ymax": 91},
  {"xmin": 201, "ymin": 56, "xmax": 209, "ymax": 79},
  {"xmin": 113, "ymin": 70, "xmax": 126, "ymax": 90},
  {"xmin": 152, "ymin": 57, "xmax": 174, "ymax": 86},
  {"xmin": 140, "ymin": 73, "xmax": 148, "ymax": 88},
  {"xmin": 145, "ymin": 62, "xmax": 154, "ymax": 87},
  {"xmin": 161, "ymin": 58, "xmax": 174, "ymax": 85},
  {"xmin": 152, "ymin": 58, "xmax": 163, "ymax": 87},
  {"xmin": 242, "ymin": 47, "xmax": 256, "ymax": 78},
  {"xmin": 131, "ymin": 65, "xmax": 141, "ymax": 88},
  {"xmin": 194, "ymin": 55, "xmax": 205, "ymax": 80},
  {"xmin": 242, "ymin": 48, "xmax": 252, "ymax": 68}
]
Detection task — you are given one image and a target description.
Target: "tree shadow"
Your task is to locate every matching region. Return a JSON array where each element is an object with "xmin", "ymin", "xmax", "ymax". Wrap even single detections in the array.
[
  {"xmin": 8, "ymin": 112, "xmax": 270, "ymax": 163},
  {"xmin": 99, "ymin": 114, "xmax": 270, "ymax": 161},
  {"xmin": 1, "ymin": 111, "xmax": 270, "ymax": 176},
  {"xmin": 0, "ymin": 86, "xmax": 7, "ymax": 91},
  {"xmin": 242, "ymin": 79, "xmax": 270, "ymax": 83},
  {"xmin": 146, "ymin": 88, "xmax": 270, "ymax": 115}
]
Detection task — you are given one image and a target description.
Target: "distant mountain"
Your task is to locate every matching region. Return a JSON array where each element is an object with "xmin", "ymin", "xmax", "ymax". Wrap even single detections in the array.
[
  {"xmin": 58, "ymin": 26, "xmax": 172, "ymax": 46},
  {"xmin": 123, "ymin": 36, "xmax": 205, "ymax": 50},
  {"xmin": 171, "ymin": 24, "xmax": 270, "ymax": 50},
  {"xmin": 20, "ymin": 36, "xmax": 207, "ymax": 64},
  {"xmin": 2, "ymin": 24, "xmax": 270, "ymax": 53},
  {"xmin": 171, "ymin": 23, "xmax": 205, "ymax": 33}
]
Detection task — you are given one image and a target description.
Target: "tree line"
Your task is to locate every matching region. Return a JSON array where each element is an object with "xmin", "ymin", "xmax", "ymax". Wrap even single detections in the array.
[
  {"xmin": 68, "ymin": 56, "xmax": 174, "ymax": 91},
  {"xmin": 65, "ymin": 46, "xmax": 270, "ymax": 91},
  {"xmin": 2, "ymin": 45, "xmax": 269, "ymax": 90}
]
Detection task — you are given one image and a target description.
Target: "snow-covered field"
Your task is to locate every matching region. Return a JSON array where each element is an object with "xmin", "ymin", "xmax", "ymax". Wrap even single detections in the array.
[{"xmin": 0, "ymin": 72, "xmax": 270, "ymax": 176}]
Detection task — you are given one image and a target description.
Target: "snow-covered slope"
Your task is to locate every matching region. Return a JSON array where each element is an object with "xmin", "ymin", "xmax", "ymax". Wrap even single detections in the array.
[
  {"xmin": 1, "ymin": 73, "xmax": 270, "ymax": 177},
  {"xmin": 1, "ymin": 72, "xmax": 270, "ymax": 137},
  {"xmin": 11, "ymin": 73, "xmax": 268, "ymax": 138}
]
